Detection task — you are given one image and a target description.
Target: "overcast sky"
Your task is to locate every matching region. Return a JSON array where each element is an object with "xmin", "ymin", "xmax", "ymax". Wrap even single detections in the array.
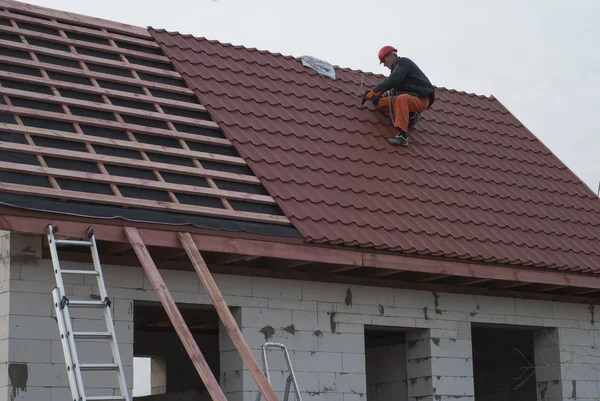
[{"xmin": 26, "ymin": 0, "xmax": 600, "ymax": 194}]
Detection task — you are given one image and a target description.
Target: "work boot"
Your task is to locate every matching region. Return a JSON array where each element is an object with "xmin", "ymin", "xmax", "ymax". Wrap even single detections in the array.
[{"xmin": 388, "ymin": 130, "xmax": 408, "ymax": 148}]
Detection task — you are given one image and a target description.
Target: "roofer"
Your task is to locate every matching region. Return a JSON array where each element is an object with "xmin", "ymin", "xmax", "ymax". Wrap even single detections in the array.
[{"xmin": 361, "ymin": 46, "xmax": 435, "ymax": 148}]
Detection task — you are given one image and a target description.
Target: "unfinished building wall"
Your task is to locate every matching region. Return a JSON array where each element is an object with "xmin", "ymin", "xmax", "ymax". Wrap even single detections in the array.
[
  {"xmin": 0, "ymin": 231, "xmax": 10, "ymax": 401},
  {"xmin": 2, "ymin": 232, "xmax": 600, "ymax": 401}
]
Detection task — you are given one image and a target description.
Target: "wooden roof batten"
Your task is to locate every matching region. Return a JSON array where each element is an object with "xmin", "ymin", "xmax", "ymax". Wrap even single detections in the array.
[{"xmin": 0, "ymin": 1, "xmax": 291, "ymax": 227}]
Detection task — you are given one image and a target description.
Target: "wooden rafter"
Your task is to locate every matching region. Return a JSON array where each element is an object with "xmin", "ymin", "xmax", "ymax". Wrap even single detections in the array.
[
  {"xmin": 0, "ymin": 55, "xmax": 195, "ymax": 95},
  {"xmin": 0, "ymin": 0, "xmax": 152, "ymax": 37},
  {"xmin": 124, "ymin": 227, "xmax": 227, "ymax": 401},
  {"xmin": 178, "ymin": 232, "xmax": 278, "ymax": 401}
]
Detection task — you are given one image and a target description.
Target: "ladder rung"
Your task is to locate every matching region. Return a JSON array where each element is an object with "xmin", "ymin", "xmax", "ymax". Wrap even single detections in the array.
[
  {"xmin": 87, "ymin": 397, "xmax": 126, "ymax": 401},
  {"xmin": 61, "ymin": 269, "xmax": 99, "ymax": 276},
  {"xmin": 79, "ymin": 363, "xmax": 119, "ymax": 372},
  {"xmin": 67, "ymin": 300, "xmax": 106, "ymax": 308},
  {"xmin": 55, "ymin": 239, "xmax": 93, "ymax": 246},
  {"xmin": 73, "ymin": 331, "xmax": 112, "ymax": 340}
]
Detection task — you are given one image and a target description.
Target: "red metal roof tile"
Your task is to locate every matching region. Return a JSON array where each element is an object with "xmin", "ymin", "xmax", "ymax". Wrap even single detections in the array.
[{"xmin": 151, "ymin": 29, "xmax": 600, "ymax": 274}]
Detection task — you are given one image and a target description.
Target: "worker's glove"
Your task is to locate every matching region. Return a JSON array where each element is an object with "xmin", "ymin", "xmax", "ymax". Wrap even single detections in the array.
[
  {"xmin": 371, "ymin": 96, "xmax": 381, "ymax": 106},
  {"xmin": 360, "ymin": 90, "xmax": 371, "ymax": 106}
]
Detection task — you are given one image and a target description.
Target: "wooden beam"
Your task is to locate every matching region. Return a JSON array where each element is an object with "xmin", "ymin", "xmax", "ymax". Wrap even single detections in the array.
[
  {"xmin": 0, "ymin": 24, "xmax": 169, "ymax": 63},
  {"xmin": 0, "ymin": 161, "xmax": 275, "ymax": 205},
  {"xmin": 0, "ymin": 9, "xmax": 160, "ymax": 48},
  {"xmin": 105, "ymin": 243, "xmax": 132, "ymax": 255},
  {"xmin": 4, "ymin": 211, "xmax": 600, "ymax": 294},
  {"xmin": 0, "ymin": 55, "xmax": 194, "ymax": 95},
  {"xmin": 0, "ymin": 71, "xmax": 205, "ymax": 112},
  {"xmin": 0, "ymin": 0, "xmax": 152, "ymax": 38},
  {"xmin": 0, "ymin": 38, "xmax": 179, "ymax": 78},
  {"xmin": 0, "ymin": 136, "xmax": 259, "ymax": 184},
  {"xmin": 457, "ymin": 278, "xmax": 494, "ymax": 286},
  {"xmin": 536, "ymin": 285, "xmax": 568, "ymax": 293},
  {"xmin": 498, "ymin": 282, "xmax": 530, "ymax": 290},
  {"xmin": 569, "ymin": 289, "xmax": 600, "ymax": 296},
  {"xmin": 178, "ymin": 232, "xmax": 278, "ymax": 401},
  {"xmin": 124, "ymin": 227, "xmax": 227, "ymax": 401},
  {"xmin": 0, "ymin": 87, "xmax": 214, "ymax": 130},
  {"xmin": 329, "ymin": 265, "xmax": 361, "ymax": 274},
  {"xmin": 374, "ymin": 269, "xmax": 404, "ymax": 277},
  {"xmin": 418, "ymin": 274, "xmax": 451, "ymax": 282},
  {"xmin": 0, "ymin": 181, "xmax": 291, "ymax": 225},
  {"xmin": 46, "ymin": 248, "xmax": 600, "ymax": 305}
]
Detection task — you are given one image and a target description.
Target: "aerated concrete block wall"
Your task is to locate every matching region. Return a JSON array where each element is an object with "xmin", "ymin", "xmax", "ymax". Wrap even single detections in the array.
[
  {"xmin": 1, "ymin": 232, "xmax": 600, "ymax": 401},
  {"xmin": 366, "ymin": 343, "xmax": 407, "ymax": 401}
]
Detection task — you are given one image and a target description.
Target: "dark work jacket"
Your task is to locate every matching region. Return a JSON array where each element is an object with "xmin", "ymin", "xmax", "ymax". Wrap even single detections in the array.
[{"xmin": 373, "ymin": 57, "xmax": 435, "ymax": 108}]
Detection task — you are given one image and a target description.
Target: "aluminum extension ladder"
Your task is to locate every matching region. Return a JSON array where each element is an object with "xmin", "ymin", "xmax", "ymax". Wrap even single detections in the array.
[
  {"xmin": 256, "ymin": 342, "xmax": 303, "ymax": 401},
  {"xmin": 47, "ymin": 225, "xmax": 130, "ymax": 401}
]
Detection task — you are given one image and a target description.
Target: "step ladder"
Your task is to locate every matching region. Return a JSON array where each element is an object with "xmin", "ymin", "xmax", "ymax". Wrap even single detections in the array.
[
  {"xmin": 47, "ymin": 225, "xmax": 130, "ymax": 401},
  {"xmin": 256, "ymin": 342, "xmax": 303, "ymax": 401}
]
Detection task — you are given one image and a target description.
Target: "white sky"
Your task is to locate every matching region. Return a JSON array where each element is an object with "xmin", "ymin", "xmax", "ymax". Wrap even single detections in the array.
[{"xmin": 24, "ymin": 0, "xmax": 600, "ymax": 195}]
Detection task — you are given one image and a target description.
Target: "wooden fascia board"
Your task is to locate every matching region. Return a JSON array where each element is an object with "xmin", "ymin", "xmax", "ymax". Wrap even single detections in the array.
[{"xmin": 1, "ymin": 209, "xmax": 600, "ymax": 291}]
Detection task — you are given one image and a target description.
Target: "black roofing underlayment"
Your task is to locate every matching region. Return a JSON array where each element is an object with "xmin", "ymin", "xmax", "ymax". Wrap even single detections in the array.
[{"xmin": 0, "ymin": 193, "xmax": 302, "ymax": 238}]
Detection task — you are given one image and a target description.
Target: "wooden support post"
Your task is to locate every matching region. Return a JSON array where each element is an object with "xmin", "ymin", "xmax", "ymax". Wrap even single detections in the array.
[
  {"xmin": 178, "ymin": 232, "xmax": 279, "ymax": 401},
  {"xmin": 124, "ymin": 227, "xmax": 227, "ymax": 401}
]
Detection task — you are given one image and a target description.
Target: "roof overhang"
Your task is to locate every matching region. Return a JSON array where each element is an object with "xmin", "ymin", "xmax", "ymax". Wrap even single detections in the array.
[{"xmin": 1, "ymin": 205, "xmax": 599, "ymax": 304}]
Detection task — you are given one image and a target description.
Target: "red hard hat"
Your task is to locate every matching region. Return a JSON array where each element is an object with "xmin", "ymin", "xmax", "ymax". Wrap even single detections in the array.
[{"xmin": 378, "ymin": 45, "xmax": 397, "ymax": 64}]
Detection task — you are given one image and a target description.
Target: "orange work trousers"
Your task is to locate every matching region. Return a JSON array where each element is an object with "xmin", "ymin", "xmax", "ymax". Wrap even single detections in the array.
[{"xmin": 376, "ymin": 94, "xmax": 430, "ymax": 132}]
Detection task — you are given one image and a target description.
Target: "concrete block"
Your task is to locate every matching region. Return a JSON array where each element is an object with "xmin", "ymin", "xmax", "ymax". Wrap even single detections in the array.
[
  {"xmin": 302, "ymin": 281, "xmax": 348, "ymax": 303},
  {"xmin": 214, "ymin": 274, "xmax": 252, "ymax": 297},
  {"xmin": 393, "ymin": 289, "xmax": 436, "ymax": 309},
  {"xmin": 0, "ymin": 363, "xmax": 6, "ymax": 387},
  {"xmin": 371, "ymin": 315, "xmax": 415, "ymax": 328},
  {"xmin": 6, "ymin": 339, "xmax": 51, "ymax": 363},
  {"xmin": 226, "ymin": 295, "xmax": 269, "ymax": 308},
  {"xmin": 334, "ymin": 303, "xmax": 383, "ymax": 316},
  {"xmin": 0, "ymin": 316, "xmax": 7, "ymax": 341},
  {"xmin": 317, "ymin": 332, "xmax": 364, "ymax": 354},
  {"xmin": 407, "ymin": 338, "xmax": 472, "ymax": 360},
  {"xmin": 536, "ymin": 380, "xmax": 562, "ymax": 401},
  {"xmin": 457, "ymin": 322, "xmax": 471, "ymax": 340},
  {"xmin": 0, "ymin": 294, "xmax": 7, "ymax": 317},
  {"xmin": 22, "ymin": 362, "xmax": 68, "ymax": 387},
  {"xmin": 292, "ymin": 310, "xmax": 320, "ymax": 331},
  {"xmin": 534, "ymin": 329, "xmax": 559, "ymax": 348},
  {"xmin": 383, "ymin": 306, "xmax": 426, "ymax": 319},
  {"xmin": 432, "ymin": 376, "xmax": 474, "ymax": 396},
  {"xmin": 319, "ymin": 372, "xmax": 366, "ymax": 394},
  {"xmin": 407, "ymin": 357, "xmax": 473, "ymax": 379},
  {"xmin": 553, "ymin": 302, "xmax": 589, "ymax": 321},
  {"xmin": 432, "ymin": 310, "xmax": 468, "ymax": 321},
  {"xmin": 414, "ymin": 319, "xmax": 458, "ymax": 330},
  {"xmin": 317, "ymin": 302, "xmax": 336, "ymax": 313},
  {"xmin": 558, "ymin": 328, "xmax": 594, "ymax": 347},
  {"xmin": 476, "ymin": 295, "xmax": 516, "ymax": 315},
  {"xmin": 142, "ymin": 267, "xmax": 195, "ymax": 293},
  {"xmin": 561, "ymin": 380, "xmax": 598, "ymax": 399},
  {"xmin": 335, "ymin": 323, "xmax": 366, "ymax": 334},
  {"xmin": 433, "ymin": 293, "xmax": 477, "ymax": 313},
  {"xmin": 8, "ymin": 292, "xmax": 53, "ymax": 317},
  {"xmin": 9, "ymin": 233, "xmax": 41, "ymax": 259},
  {"xmin": 240, "ymin": 308, "xmax": 292, "ymax": 329},
  {"xmin": 467, "ymin": 312, "xmax": 507, "ymax": 324},
  {"xmin": 251, "ymin": 277, "xmax": 301, "ymax": 300},
  {"xmin": 506, "ymin": 315, "xmax": 544, "ymax": 327},
  {"xmin": 51, "ymin": 386, "xmax": 73, "ymax": 401},
  {"xmin": 8, "ymin": 315, "xmax": 58, "ymax": 340},
  {"xmin": 410, "ymin": 329, "xmax": 458, "ymax": 341},
  {"xmin": 7, "ymin": 278, "xmax": 73, "ymax": 295},
  {"xmin": 335, "ymin": 313, "xmax": 372, "ymax": 325},
  {"xmin": 542, "ymin": 318, "xmax": 579, "ymax": 329},
  {"xmin": 342, "ymin": 353, "xmax": 365, "ymax": 374},
  {"xmin": 113, "ymin": 298, "xmax": 133, "ymax": 322},
  {"xmin": 10, "ymin": 385, "xmax": 60, "ymax": 401},
  {"xmin": 268, "ymin": 299, "xmax": 317, "ymax": 311},
  {"xmin": 345, "ymin": 286, "xmax": 394, "ymax": 307},
  {"xmin": 407, "ymin": 375, "xmax": 433, "ymax": 397},
  {"xmin": 294, "ymin": 351, "xmax": 342, "ymax": 373},
  {"xmin": 343, "ymin": 393, "xmax": 366, "ymax": 401},
  {"xmin": 516, "ymin": 298, "xmax": 553, "ymax": 318}
]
